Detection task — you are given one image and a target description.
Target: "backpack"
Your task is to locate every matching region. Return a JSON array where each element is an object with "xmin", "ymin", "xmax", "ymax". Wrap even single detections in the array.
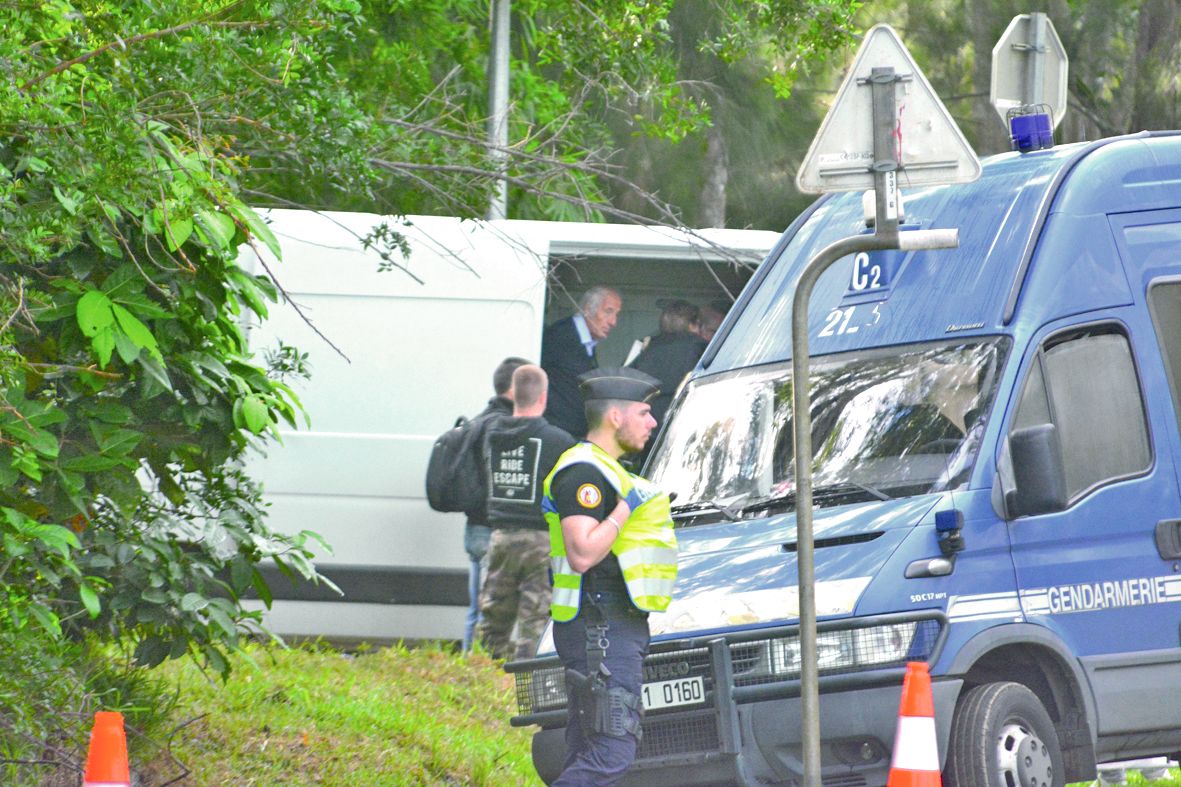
[{"xmin": 425, "ymin": 415, "xmax": 487, "ymax": 514}]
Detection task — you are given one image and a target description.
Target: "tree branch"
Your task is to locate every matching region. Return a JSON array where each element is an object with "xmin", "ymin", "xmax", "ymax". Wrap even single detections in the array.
[{"xmin": 21, "ymin": 11, "xmax": 260, "ymax": 90}]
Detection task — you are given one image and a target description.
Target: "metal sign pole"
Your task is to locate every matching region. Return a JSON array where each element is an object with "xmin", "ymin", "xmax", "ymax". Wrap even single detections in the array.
[
  {"xmin": 485, "ymin": 0, "xmax": 510, "ymax": 220},
  {"xmin": 793, "ymin": 66, "xmax": 959, "ymax": 785},
  {"xmin": 1027, "ymin": 12, "xmax": 1047, "ymax": 107}
]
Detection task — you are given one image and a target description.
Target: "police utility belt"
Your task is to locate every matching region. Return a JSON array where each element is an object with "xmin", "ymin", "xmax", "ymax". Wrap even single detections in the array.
[{"xmin": 564, "ymin": 593, "xmax": 644, "ymax": 741}]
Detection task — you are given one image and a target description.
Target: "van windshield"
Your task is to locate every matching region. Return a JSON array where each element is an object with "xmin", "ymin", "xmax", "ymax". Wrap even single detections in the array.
[{"xmin": 646, "ymin": 338, "xmax": 1009, "ymax": 518}]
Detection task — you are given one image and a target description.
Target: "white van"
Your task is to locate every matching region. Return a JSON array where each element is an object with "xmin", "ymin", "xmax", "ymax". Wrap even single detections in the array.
[{"xmin": 239, "ymin": 210, "xmax": 778, "ymax": 643}]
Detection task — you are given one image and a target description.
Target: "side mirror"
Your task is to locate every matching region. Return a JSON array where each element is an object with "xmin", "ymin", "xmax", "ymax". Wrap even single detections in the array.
[{"xmin": 1005, "ymin": 423, "xmax": 1068, "ymax": 518}]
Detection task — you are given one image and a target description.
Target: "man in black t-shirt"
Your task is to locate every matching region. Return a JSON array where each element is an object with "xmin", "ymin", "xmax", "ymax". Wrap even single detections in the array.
[{"xmin": 477, "ymin": 365, "xmax": 575, "ymax": 660}]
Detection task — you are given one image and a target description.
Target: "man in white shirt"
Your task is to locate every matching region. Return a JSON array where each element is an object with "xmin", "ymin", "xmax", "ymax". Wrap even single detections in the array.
[{"xmin": 541, "ymin": 286, "xmax": 622, "ymax": 438}]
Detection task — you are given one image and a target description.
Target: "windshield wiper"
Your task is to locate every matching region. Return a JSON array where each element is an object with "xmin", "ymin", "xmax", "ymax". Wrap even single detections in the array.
[
  {"xmin": 740, "ymin": 482, "xmax": 891, "ymax": 514},
  {"xmin": 843, "ymin": 482, "xmax": 892, "ymax": 501},
  {"xmin": 670, "ymin": 498, "xmax": 743, "ymax": 522}
]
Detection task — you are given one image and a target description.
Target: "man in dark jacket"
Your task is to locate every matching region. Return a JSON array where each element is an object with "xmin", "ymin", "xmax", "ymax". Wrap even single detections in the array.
[
  {"xmin": 630, "ymin": 299, "xmax": 707, "ymax": 438},
  {"xmin": 477, "ymin": 364, "xmax": 575, "ymax": 660},
  {"xmin": 461, "ymin": 356, "xmax": 529, "ymax": 653},
  {"xmin": 541, "ymin": 286, "xmax": 622, "ymax": 439}
]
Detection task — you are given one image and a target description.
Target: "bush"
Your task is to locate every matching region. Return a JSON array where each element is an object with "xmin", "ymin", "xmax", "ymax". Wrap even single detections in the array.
[{"xmin": 0, "ymin": 631, "xmax": 179, "ymax": 785}]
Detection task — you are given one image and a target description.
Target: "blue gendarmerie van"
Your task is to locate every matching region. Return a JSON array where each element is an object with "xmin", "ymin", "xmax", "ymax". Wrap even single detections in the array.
[{"xmin": 506, "ymin": 131, "xmax": 1181, "ymax": 786}]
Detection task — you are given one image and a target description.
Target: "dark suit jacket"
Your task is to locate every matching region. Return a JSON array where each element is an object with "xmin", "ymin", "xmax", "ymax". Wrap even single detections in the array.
[
  {"xmin": 541, "ymin": 316, "xmax": 597, "ymax": 438},
  {"xmin": 630, "ymin": 331, "xmax": 707, "ymax": 428}
]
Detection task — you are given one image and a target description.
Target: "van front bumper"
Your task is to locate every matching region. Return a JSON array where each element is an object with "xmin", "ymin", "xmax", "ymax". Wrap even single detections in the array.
[{"xmin": 508, "ymin": 612, "xmax": 953, "ymax": 786}]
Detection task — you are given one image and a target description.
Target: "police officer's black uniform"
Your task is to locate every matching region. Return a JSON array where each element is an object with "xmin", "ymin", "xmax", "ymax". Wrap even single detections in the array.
[{"xmin": 548, "ymin": 368, "xmax": 663, "ymax": 786}]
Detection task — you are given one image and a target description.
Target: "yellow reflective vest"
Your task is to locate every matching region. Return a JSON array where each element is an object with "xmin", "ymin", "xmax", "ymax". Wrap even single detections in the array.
[{"xmin": 542, "ymin": 442, "xmax": 677, "ymax": 622}]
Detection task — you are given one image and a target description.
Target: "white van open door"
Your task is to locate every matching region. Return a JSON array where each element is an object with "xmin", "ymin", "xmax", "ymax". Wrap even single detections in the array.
[{"xmin": 241, "ymin": 210, "xmax": 777, "ymax": 643}]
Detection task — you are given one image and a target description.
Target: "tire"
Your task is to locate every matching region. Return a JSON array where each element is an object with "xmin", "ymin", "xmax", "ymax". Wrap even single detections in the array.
[{"xmin": 944, "ymin": 681, "xmax": 1065, "ymax": 787}]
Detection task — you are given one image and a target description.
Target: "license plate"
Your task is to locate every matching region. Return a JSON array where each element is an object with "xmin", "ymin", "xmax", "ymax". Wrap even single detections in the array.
[{"xmin": 641, "ymin": 675, "xmax": 705, "ymax": 710}]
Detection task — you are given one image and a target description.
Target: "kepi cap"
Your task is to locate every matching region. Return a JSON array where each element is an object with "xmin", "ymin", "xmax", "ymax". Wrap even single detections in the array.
[{"xmin": 578, "ymin": 367, "xmax": 661, "ymax": 403}]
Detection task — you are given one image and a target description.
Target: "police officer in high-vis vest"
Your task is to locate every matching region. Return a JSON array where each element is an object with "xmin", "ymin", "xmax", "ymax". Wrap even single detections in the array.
[{"xmin": 542, "ymin": 367, "xmax": 678, "ymax": 786}]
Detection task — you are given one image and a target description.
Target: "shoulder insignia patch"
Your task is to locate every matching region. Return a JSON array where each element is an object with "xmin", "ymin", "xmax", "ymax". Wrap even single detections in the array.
[{"xmin": 576, "ymin": 483, "xmax": 602, "ymax": 508}]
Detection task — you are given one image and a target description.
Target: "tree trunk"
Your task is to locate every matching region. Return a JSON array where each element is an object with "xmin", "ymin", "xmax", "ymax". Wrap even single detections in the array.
[
  {"xmin": 966, "ymin": 2, "xmax": 1013, "ymax": 155},
  {"xmin": 1130, "ymin": 0, "xmax": 1181, "ymax": 131},
  {"xmin": 698, "ymin": 124, "xmax": 728, "ymax": 228},
  {"xmin": 617, "ymin": 138, "xmax": 656, "ymax": 220}
]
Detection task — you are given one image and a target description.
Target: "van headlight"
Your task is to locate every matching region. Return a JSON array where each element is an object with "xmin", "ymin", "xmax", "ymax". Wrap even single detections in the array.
[{"xmin": 768, "ymin": 622, "xmax": 918, "ymax": 678}]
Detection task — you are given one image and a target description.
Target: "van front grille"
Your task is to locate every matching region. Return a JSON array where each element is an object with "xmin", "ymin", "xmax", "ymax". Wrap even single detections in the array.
[{"xmin": 637, "ymin": 708, "xmax": 720, "ymax": 760}]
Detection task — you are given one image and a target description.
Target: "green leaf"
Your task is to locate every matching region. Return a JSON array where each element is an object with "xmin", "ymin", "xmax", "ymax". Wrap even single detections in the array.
[
  {"xmin": 3, "ymin": 533, "xmax": 29, "ymax": 558},
  {"xmin": 53, "ymin": 185, "xmax": 80, "ymax": 215},
  {"xmin": 134, "ymin": 636, "xmax": 169, "ymax": 668},
  {"xmin": 207, "ymin": 606, "xmax": 237, "ymax": 637},
  {"xmin": 101, "ymin": 265, "xmax": 144, "ymax": 298},
  {"xmin": 204, "ymin": 646, "xmax": 228, "ymax": 676},
  {"xmin": 196, "ymin": 210, "xmax": 237, "ymax": 250},
  {"xmin": 61, "ymin": 453, "xmax": 123, "ymax": 472},
  {"xmin": 5, "ymin": 422, "xmax": 60, "ymax": 458},
  {"xmin": 164, "ymin": 217, "xmax": 194, "ymax": 251},
  {"xmin": 227, "ymin": 201, "xmax": 282, "ymax": 260},
  {"xmin": 137, "ymin": 355, "xmax": 173, "ymax": 393},
  {"xmin": 0, "ymin": 460, "xmax": 17, "ymax": 488},
  {"xmin": 79, "ymin": 583, "xmax": 102, "ymax": 618},
  {"xmin": 76, "ymin": 290, "xmax": 115, "ymax": 337},
  {"xmin": 30, "ymin": 524, "xmax": 80, "ymax": 557},
  {"xmin": 180, "ymin": 592, "xmax": 209, "ymax": 612},
  {"xmin": 230, "ymin": 556, "xmax": 252, "ymax": 592},
  {"xmin": 29, "ymin": 604, "xmax": 62, "ymax": 637},
  {"xmin": 19, "ymin": 156, "xmax": 49, "ymax": 174},
  {"xmin": 141, "ymin": 587, "xmax": 169, "ymax": 604},
  {"xmin": 27, "ymin": 406, "xmax": 67, "ymax": 428},
  {"xmin": 111, "ymin": 304, "xmax": 162, "ymax": 362},
  {"xmin": 91, "ymin": 425, "xmax": 143, "ymax": 456},
  {"xmin": 114, "ymin": 292, "xmax": 171, "ymax": 319},
  {"xmin": 229, "ymin": 269, "xmax": 269, "ymax": 318},
  {"xmin": 11, "ymin": 448, "xmax": 42, "ymax": 481},
  {"xmin": 93, "ymin": 326, "xmax": 115, "ymax": 367},
  {"xmin": 251, "ymin": 568, "xmax": 274, "ymax": 607},
  {"xmin": 240, "ymin": 395, "xmax": 271, "ymax": 434},
  {"xmin": 113, "ymin": 330, "xmax": 140, "ymax": 364},
  {"xmin": 86, "ymin": 401, "xmax": 133, "ymax": 424}
]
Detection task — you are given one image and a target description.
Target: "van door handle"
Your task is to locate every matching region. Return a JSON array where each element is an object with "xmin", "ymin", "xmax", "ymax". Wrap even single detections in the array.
[{"xmin": 1155, "ymin": 519, "xmax": 1181, "ymax": 560}]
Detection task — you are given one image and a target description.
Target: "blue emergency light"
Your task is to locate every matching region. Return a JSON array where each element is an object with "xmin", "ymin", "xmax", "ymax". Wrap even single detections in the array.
[{"xmin": 1007, "ymin": 105, "xmax": 1054, "ymax": 152}]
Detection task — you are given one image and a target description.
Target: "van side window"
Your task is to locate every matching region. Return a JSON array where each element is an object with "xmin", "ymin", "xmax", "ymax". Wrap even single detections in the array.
[
  {"xmin": 1148, "ymin": 282, "xmax": 1181, "ymax": 439},
  {"xmin": 1010, "ymin": 328, "xmax": 1150, "ymax": 501}
]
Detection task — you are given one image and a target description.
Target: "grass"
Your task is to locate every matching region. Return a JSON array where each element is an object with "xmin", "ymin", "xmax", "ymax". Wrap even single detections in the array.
[
  {"xmin": 75, "ymin": 640, "xmax": 1180, "ymax": 786},
  {"xmin": 138, "ymin": 642, "xmax": 541, "ymax": 785}
]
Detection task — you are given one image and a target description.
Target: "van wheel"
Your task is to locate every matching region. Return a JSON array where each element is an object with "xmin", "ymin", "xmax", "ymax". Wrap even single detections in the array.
[{"xmin": 944, "ymin": 682, "xmax": 1064, "ymax": 787}]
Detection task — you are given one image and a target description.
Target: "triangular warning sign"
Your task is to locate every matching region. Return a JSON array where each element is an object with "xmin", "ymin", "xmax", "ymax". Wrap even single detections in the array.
[{"xmin": 796, "ymin": 24, "xmax": 981, "ymax": 194}]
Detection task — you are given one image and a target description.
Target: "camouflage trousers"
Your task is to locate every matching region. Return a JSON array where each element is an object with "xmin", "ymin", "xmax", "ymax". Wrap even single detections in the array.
[{"xmin": 476, "ymin": 528, "xmax": 552, "ymax": 660}]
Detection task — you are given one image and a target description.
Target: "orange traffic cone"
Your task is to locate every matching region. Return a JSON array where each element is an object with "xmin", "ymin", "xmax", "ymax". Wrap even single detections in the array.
[
  {"xmin": 83, "ymin": 711, "xmax": 131, "ymax": 787},
  {"xmin": 887, "ymin": 662, "xmax": 941, "ymax": 787}
]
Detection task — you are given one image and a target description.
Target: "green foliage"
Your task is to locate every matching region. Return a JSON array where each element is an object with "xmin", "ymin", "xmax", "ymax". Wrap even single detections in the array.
[
  {"xmin": 298, "ymin": 0, "xmax": 859, "ymax": 226},
  {"xmin": 0, "ymin": 630, "xmax": 179, "ymax": 784},
  {"xmin": 854, "ymin": 0, "xmax": 1181, "ymax": 154},
  {"xmin": 0, "ymin": 0, "xmax": 357, "ymax": 685}
]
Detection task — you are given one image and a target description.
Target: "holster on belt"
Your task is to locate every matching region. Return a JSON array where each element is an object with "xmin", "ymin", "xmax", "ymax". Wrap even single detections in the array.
[{"xmin": 565, "ymin": 662, "xmax": 643, "ymax": 740}]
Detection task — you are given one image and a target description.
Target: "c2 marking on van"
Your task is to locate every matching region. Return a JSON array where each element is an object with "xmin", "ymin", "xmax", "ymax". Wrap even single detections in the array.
[
  {"xmin": 1020, "ymin": 575, "xmax": 1181, "ymax": 616},
  {"xmin": 851, "ymin": 252, "xmax": 883, "ymax": 291},
  {"xmin": 910, "ymin": 591, "xmax": 947, "ymax": 604}
]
